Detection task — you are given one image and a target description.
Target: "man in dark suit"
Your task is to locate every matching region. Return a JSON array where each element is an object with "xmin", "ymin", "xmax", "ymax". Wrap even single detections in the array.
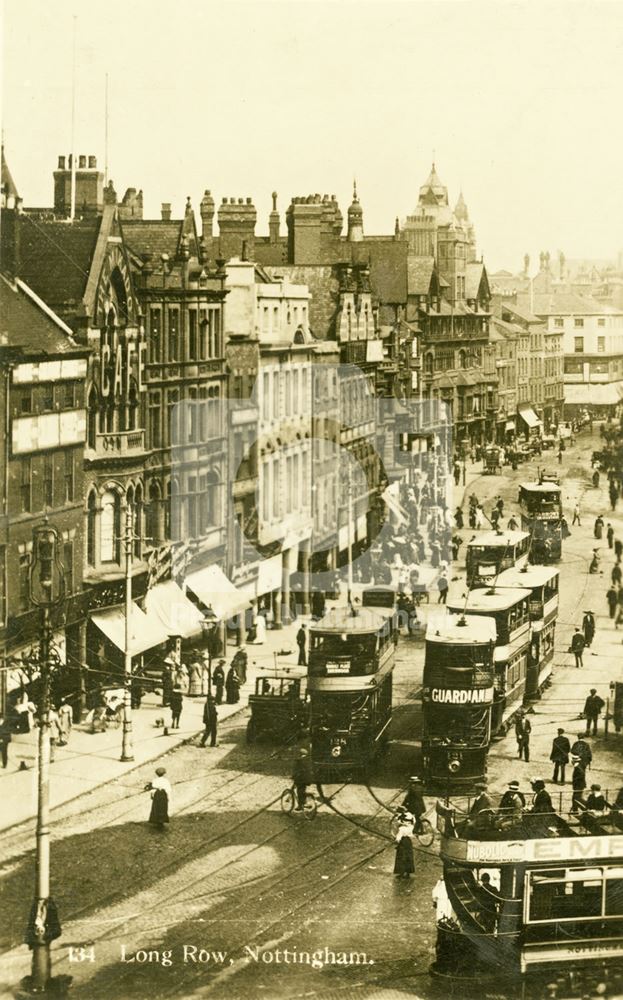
[
  {"xmin": 296, "ymin": 625, "xmax": 308, "ymax": 666},
  {"xmin": 583, "ymin": 689, "xmax": 605, "ymax": 736},
  {"xmin": 199, "ymin": 695, "xmax": 218, "ymax": 748},
  {"xmin": 550, "ymin": 728, "xmax": 571, "ymax": 784}
]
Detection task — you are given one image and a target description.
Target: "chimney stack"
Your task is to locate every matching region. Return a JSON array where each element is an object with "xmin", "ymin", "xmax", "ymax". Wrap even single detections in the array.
[
  {"xmin": 53, "ymin": 152, "xmax": 104, "ymax": 217},
  {"xmin": 161, "ymin": 202, "xmax": 172, "ymax": 222},
  {"xmin": 200, "ymin": 189, "xmax": 215, "ymax": 240}
]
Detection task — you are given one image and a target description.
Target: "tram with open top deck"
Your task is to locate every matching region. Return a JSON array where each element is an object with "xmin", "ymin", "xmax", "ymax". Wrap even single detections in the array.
[
  {"xmin": 518, "ymin": 480, "xmax": 563, "ymax": 564},
  {"xmin": 432, "ymin": 790, "xmax": 623, "ymax": 996},
  {"xmin": 421, "ymin": 611, "xmax": 497, "ymax": 789},
  {"xmin": 465, "ymin": 529, "xmax": 530, "ymax": 588},
  {"xmin": 307, "ymin": 605, "xmax": 398, "ymax": 778},
  {"xmin": 496, "ymin": 564, "xmax": 560, "ymax": 700},
  {"xmin": 447, "ymin": 586, "xmax": 532, "ymax": 736}
]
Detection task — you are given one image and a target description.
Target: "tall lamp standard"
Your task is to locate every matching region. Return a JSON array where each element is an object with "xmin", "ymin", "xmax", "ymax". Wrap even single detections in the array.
[
  {"xmin": 121, "ymin": 500, "xmax": 134, "ymax": 762},
  {"xmin": 23, "ymin": 522, "xmax": 66, "ymax": 995}
]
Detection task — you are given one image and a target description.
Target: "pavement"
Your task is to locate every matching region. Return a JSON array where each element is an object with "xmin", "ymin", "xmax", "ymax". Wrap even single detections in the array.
[
  {"xmin": 0, "ymin": 459, "xmax": 483, "ymax": 834},
  {"xmin": 466, "ymin": 430, "xmax": 623, "ymax": 803},
  {"xmin": 2, "ymin": 434, "xmax": 623, "ymax": 1000},
  {"xmin": 0, "ymin": 615, "xmax": 312, "ymax": 832},
  {"xmin": 6, "ymin": 440, "xmax": 618, "ymax": 837}
]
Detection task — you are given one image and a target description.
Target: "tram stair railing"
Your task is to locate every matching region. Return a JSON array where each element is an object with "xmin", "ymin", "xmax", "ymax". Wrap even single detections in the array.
[
  {"xmin": 444, "ymin": 867, "xmax": 523, "ymax": 955},
  {"xmin": 445, "ymin": 867, "xmax": 496, "ymax": 935}
]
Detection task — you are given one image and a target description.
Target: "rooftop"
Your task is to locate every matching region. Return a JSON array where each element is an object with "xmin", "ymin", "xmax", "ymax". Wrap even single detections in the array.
[
  {"xmin": 425, "ymin": 611, "xmax": 497, "ymax": 644},
  {"xmin": 0, "ymin": 274, "xmax": 85, "ymax": 356},
  {"xmin": 466, "ymin": 529, "xmax": 530, "ymax": 546},
  {"xmin": 448, "ymin": 586, "xmax": 532, "ymax": 612},
  {"xmin": 15, "ymin": 213, "xmax": 101, "ymax": 310},
  {"xmin": 496, "ymin": 564, "xmax": 560, "ymax": 588},
  {"xmin": 310, "ymin": 606, "xmax": 391, "ymax": 635}
]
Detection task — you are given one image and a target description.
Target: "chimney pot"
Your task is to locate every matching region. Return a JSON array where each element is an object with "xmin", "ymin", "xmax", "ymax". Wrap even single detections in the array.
[
  {"xmin": 78, "ymin": 155, "xmax": 86, "ymax": 169},
  {"xmin": 238, "ymin": 197, "xmax": 243, "ymax": 205},
  {"xmin": 88, "ymin": 155, "xmax": 97, "ymax": 168},
  {"xmin": 58, "ymin": 155, "xmax": 66, "ymax": 169},
  {"xmin": 222, "ymin": 196, "xmax": 227, "ymax": 204},
  {"xmin": 246, "ymin": 197, "xmax": 252, "ymax": 205}
]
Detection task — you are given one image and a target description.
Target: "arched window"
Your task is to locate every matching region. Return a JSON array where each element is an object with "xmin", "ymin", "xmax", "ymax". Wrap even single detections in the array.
[
  {"xmin": 424, "ymin": 352, "xmax": 434, "ymax": 375},
  {"xmin": 458, "ymin": 349, "xmax": 467, "ymax": 370},
  {"xmin": 86, "ymin": 490, "xmax": 97, "ymax": 566},
  {"xmin": 110, "ymin": 268, "xmax": 128, "ymax": 324},
  {"xmin": 134, "ymin": 484, "xmax": 143, "ymax": 557},
  {"xmin": 128, "ymin": 379, "xmax": 138, "ymax": 431},
  {"xmin": 164, "ymin": 480, "xmax": 172, "ymax": 540},
  {"xmin": 87, "ymin": 386, "xmax": 98, "ymax": 449},
  {"xmin": 100, "ymin": 489, "xmax": 121, "ymax": 563},
  {"xmin": 170, "ymin": 479, "xmax": 181, "ymax": 540},
  {"xmin": 206, "ymin": 471, "xmax": 220, "ymax": 527},
  {"xmin": 148, "ymin": 481, "xmax": 162, "ymax": 546}
]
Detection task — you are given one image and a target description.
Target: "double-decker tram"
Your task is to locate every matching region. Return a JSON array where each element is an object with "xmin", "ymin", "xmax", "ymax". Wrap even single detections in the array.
[
  {"xmin": 447, "ymin": 587, "xmax": 532, "ymax": 736},
  {"xmin": 421, "ymin": 611, "xmax": 497, "ymax": 789},
  {"xmin": 465, "ymin": 529, "xmax": 530, "ymax": 588},
  {"xmin": 496, "ymin": 564, "xmax": 560, "ymax": 700},
  {"xmin": 307, "ymin": 605, "xmax": 397, "ymax": 779},
  {"xmin": 433, "ymin": 791, "xmax": 623, "ymax": 996},
  {"xmin": 518, "ymin": 481, "xmax": 563, "ymax": 563}
]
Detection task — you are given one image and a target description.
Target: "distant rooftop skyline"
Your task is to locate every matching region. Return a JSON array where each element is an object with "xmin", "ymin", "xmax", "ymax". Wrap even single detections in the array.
[{"xmin": 3, "ymin": 0, "xmax": 623, "ymax": 272}]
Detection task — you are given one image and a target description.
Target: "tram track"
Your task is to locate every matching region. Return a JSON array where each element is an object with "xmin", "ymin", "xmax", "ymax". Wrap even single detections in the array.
[
  {"xmin": 2, "ymin": 683, "xmax": 423, "ymax": 955},
  {"xmin": 66, "ymin": 783, "xmax": 399, "ymax": 1000}
]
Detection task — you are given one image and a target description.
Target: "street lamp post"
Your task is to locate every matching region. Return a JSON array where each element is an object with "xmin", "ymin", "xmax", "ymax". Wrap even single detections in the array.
[
  {"xmin": 121, "ymin": 501, "xmax": 134, "ymax": 762},
  {"xmin": 346, "ymin": 461, "xmax": 354, "ymax": 609},
  {"xmin": 23, "ymin": 523, "xmax": 66, "ymax": 995}
]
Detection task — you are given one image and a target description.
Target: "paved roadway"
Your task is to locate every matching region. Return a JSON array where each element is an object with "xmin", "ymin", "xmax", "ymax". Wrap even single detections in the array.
[{"xmin": 2, "ymin": 430, "xmax": 622, "ymax": 1000}]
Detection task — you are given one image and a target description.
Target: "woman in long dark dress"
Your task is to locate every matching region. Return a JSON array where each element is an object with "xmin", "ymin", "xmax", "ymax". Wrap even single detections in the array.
[
  {"xmin": 225, "ymin": 665, "xmax": 240, "ymax": 704},
  {"xmin": 147, "ymin": 767, "xmax": 171, "ymax": 830},
  {"xmin": 394, "ymin": 814, "xmax": 415, "ymax": 878},
  {"xmin": 212, "ymin": 660, "xmax": 225, "ymax": 705}
]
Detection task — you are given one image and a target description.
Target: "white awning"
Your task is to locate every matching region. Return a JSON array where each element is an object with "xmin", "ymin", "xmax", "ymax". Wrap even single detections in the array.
[
  {"xmin": 91, "ymin": 604, "xmax": 169, "ymax": 656},
  {"xmin": 185, "ymin": 564, "xmax": 250, "ymax": 620},
  {"xmin": 505, "ymin": 420, "xmax": 516, "ymax": 431},
  {"xmin": 257, "ymin": 553, "xmax": 283, "ymax": 596},
  {"xmin": 518, "ymin": 406, "xmax": 542, "ymax": 428},
  {"xmin": 144, "ymin": 580, "xmax": 205, "ymax": 639}
]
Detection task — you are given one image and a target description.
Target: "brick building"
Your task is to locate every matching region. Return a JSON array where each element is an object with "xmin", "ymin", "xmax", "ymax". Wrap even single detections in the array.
[
  {"xmin": 1, "ymin": 155, "xmax": 174, "ymax": 691},
  {"xmin": 0, "ymin": 273, "xmax": 89, "ymax": 715},
  {"xmin": 224, "ymin": 260, "xmax": 315, "ymax": 627}
]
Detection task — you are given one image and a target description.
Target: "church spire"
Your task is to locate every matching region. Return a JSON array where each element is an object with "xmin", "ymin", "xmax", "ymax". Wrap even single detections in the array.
[{"xmin": 347, "ymin": 178, "xmax": 363, "ymax": 241}]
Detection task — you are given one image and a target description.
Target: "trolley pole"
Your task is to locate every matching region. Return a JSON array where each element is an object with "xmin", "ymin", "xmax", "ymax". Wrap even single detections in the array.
[
  {"xmin": 24, "ymin": 523, "xmax": 65, "ymax": 996},
  {"xmin": 121, "ymin": 502, "xmax": 134, "ymax": 762},
  {"xmin": 347, "ymin": 463, "xmax": 354, "ymax": 609},
  {"xmin": 31, "ymin": 605, "xmax": 52, "ymax": 989}
]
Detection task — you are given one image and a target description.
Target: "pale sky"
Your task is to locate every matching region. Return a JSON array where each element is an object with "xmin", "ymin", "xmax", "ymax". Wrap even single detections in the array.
[{"xmin": 2, "ymin": 0, "xmax": 623, "ymax": 272}]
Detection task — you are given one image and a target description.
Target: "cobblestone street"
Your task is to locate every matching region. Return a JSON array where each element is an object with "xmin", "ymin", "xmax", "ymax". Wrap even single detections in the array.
[{"xmin": 1, "ymin": 432, "xmax": 621, "ymax": 999}]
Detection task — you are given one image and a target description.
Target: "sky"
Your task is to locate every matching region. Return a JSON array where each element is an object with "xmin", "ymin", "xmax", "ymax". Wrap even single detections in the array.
[{"xmin": 2, "ymin": 0, "xmax": 623, "ymax": 272}]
